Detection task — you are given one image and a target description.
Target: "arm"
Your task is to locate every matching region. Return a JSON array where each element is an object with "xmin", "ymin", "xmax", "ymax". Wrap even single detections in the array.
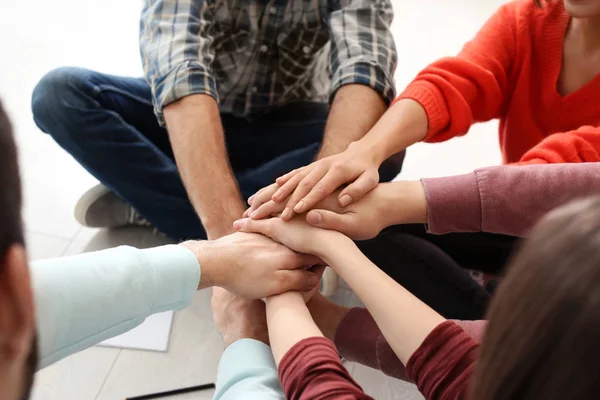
[
  {"xmin": 164, "ymin": 95, "xmax": 246, "ymax": 239},
  {"xmin": 32, "ymin": 245, "xmax": 200, "ymax": 369},
  {"xmin": 318, "ymin": 0, "xmax": 397, "ymax": 158},
  {"xmin": 423, "ymin": 162, "xmax": 600, "ymax": 236},
  {"xmin": 33, "ymin": 233, "xmax": 320, "ymax": 369},
  {"xmin": 234, "ymin": 219, "xmax": 476, "ymax": 399},
  {"xmin": 141, "ymin": 1, "xmax": 243, "ymax": 238},
  {"xmin": 519, "ymin": 126, "xmax": 600, "ymax": 164},
  {"xmin": 214, "ymin": 339, "xmax": 286, "ymax": 400},
  {"xmin": 267, "ymin": 292, "xmax": 371, "ymax": 400},
  {"xmin": 292, "ymin": 162, "xmax": 600, "ymax": 238},
  {"xmin": 254, "ymin": 2, "xmax": 518, "ymax": 213}
]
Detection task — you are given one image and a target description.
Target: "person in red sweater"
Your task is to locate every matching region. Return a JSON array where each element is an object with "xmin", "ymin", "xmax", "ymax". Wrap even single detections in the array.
[
  {"xmin": 235, "ymin": 194, "xmax": 600, "ymax": 400},
  {"xmin": 246, "ymin": 0, "xmax": 600, "ymax": 317}
]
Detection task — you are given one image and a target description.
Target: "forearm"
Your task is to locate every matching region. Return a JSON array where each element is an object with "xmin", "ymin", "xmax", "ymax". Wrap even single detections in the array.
[
  {"xmin": 266, "ymin": 292, "xmax": 323, "ymax": 366},
  {"xmin": 361, "ymin": 99, "xmax": 428, "ymax": 165},
  {"xmin": 32, "ymin": 245, "xmax": 199, "ymax": 369},
  {"xmin": 320, "ymin": 238, "xmax": 445, "ymax": 365},
  {"xmin": 164, "ymin": 95, "xmax": 245, "ymax": 238},
  {"xmin": 318, "ymin": 85, "xmax": 387, "ymax": 159}
]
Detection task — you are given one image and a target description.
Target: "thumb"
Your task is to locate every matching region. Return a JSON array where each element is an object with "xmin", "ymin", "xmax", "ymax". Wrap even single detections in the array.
[
  {"xmin": 338, "ymin": 171, "xmax": 378, "ymax": 206},
  {"xmin": 276, "ymin": 270, "xmax": 319, "ymax": 294},
  {"xmin": 306, "ymin": 209, "xmax": 356, "ymax": 235},
  {"xmin": 233, "ymin": 218, "xmax": 273, "ymax": 237}
]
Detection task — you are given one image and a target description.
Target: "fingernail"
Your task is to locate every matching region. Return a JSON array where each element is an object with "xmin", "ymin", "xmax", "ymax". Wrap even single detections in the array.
[
  {"xmin": 250, "ymin": 211, "xmax": 258, "ymax": 219},
  {"xmin": 294, "ymin": 201, "xmax": 305, "ymax": 213},
  {"xmin": 272, "ymin": 192, "xmax": 280, "ymax": 201},
  {"xmin": 307, "ymin": 211, "xmax": 322, "ymax": 225},
  {"xmin": 282, "ymin": 207, "xmax": 291, "ymax": 219},
  {"xmin": 309, "ymin": 275, "xmax": 318, "ymax": 288},
  {"xmin": 233, "ymin": 220, "xmax": 242, "ymax": 229},
  {"xmin": 339, "ymin": 194, "xmax": 352, "ymax": 207},
  {"xmin": 248, "ymin": 195, "xmax": 255, "ymax": 203}
]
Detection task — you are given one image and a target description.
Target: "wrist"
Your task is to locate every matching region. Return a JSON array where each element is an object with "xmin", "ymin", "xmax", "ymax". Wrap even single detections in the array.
[
  {"xmin": 318, "ymin": 235, "xmax": 358, "ymax": 269},
  {"xmin": 182, "ymin": 240, "xmax": 226, "ymax": 290},
  {"xmin": 386, "ymin": 181, "xmax": 427, "ymax": 226}
]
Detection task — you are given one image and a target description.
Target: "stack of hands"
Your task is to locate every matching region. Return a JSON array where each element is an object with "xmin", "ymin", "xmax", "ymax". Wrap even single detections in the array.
[{"xmin": 209, "ymin": 144, "xmax": 428, "ymax": 348}]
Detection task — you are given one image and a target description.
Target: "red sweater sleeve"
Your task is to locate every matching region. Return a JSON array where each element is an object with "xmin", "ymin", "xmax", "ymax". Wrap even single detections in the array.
[
  {"xmin": 334, "ymin": 307, "xmax": 486, "ymax": 382},
  {"xmin": 396, "ymin": 2, "xmax": 518, "ymax": 141},
  {"xmin": 279, "ymin": 337, "xmax": 373, "ymax": 400},
  {"xmin": 407, "ymin": 321, "xmax": 478, "ymax": 400},
  {"xmin": 519, "ymin": 126, "xmax": 600, "ymax": 164}
]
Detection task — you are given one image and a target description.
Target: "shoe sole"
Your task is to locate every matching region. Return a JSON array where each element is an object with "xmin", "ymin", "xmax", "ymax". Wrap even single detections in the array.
[{"xmin": 74, "ymin": 185, "xmax": 114, "ymax": 227}]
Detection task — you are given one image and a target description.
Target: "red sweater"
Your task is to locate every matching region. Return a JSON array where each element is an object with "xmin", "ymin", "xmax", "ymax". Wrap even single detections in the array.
[{"xmin": 397, "ymin": 0, "xmax": 600, "ymax": 164}]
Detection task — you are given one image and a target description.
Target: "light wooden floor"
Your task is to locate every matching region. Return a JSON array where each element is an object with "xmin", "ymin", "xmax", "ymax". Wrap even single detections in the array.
[{"xmin": 1, "ymin": 0, "xmax": 508, "ymax": 398}]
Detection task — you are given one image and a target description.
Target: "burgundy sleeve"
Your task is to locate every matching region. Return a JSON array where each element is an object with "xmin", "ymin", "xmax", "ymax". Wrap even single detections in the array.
[
  {"xmin": 279, "ymin": 337, "xmax": 373, "ymax": 400},
  {"xmin": 334, "ymin": 308, "xmax": 486, "ymax": 382},
  {"xmin": 407, "ymin": 321, "xmax": 478, "ymax": 400},
  {"xmin": 421, "ymin": 163, "xmax": 600, "ymax": 237}
]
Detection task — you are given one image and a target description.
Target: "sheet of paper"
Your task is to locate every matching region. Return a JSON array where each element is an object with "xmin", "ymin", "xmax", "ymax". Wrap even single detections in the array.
[{"xmin": 98, "ymin": 311, "xmax": 174, "ymax": 352}]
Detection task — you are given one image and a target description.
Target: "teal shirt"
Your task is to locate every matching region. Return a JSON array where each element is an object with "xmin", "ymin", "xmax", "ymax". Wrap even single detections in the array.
[{"xmin": 30, "ymin": 245, "xmax": 284, "ymax": 399}]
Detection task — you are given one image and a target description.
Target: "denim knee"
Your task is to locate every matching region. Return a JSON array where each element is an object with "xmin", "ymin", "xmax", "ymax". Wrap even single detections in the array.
[{"xmin": 31, "ymin": 67, "xmax": 96, "ymax": 138}]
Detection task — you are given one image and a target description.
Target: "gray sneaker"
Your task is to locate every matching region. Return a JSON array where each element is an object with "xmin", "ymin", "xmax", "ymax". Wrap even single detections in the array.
[{"xmin": 74, "ymin": 185, "xmax": 152, "ymax": 229}]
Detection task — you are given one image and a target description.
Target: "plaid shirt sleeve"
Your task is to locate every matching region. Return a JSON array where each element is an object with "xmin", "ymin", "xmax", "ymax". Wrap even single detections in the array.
[
  {"xmin": 328, "ymin": 0, "xmax": 398, "ymax": 105},
  {"xmin": 140, "ymin": 0, "xmax": 218, "ymax": 125}
]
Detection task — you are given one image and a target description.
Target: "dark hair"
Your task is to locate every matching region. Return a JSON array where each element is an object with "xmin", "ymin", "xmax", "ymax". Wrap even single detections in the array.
[
  {"xmin": 0, "ymin": 100, "xmax": 24, "ymax": 263},
  {"xmin": 471, "ymin": 195, "xmax": 600, "ymax": 399}
]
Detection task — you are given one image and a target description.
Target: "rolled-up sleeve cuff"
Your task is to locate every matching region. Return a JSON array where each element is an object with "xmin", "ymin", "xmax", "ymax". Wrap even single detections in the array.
[
  {"xmin": 152, "ymin": 61, "xmax": 219, "ymax": 125},
  {"xmin": 330, "ymin": 61, "xmax": 396, "ymax": 106},
  {"xmin": 396, "ymin": 82, "xmax": 449, "ymax": 140},
  {"xmin": 421, "ymin": 172, "xmax": 482, "ymax": 235}
]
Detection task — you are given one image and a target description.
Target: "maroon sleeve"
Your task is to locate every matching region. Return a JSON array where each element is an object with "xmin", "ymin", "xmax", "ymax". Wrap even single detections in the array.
[
  {"xmin": 334, "ymin": 308, "xmax": 486, "ymax": 381},
  {"xmin": 421, "ymin": 163, "xmax": 600, "ymax": 237},
  {"xmin": 279, "ymin": 337, "xmax": 373, "ymax": 400},
  {"xmin": 407, "ymin": 321, "xmax": 478, "ymax": 400}
]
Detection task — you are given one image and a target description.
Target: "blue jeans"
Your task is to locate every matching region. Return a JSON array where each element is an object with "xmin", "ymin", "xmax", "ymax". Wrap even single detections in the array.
[{"xmin": 32, "ymin": 67, "xmax": 404, "ymax": 241}]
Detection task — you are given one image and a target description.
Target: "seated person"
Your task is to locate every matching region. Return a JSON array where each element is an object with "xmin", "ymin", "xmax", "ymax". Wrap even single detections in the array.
[
  {"xmin": 227, "ymin": 194, "xmax": 600, "ymax": 399},
  {"xmin": 248, "ymin": 0, "xmax": 600, "ymax": 315},
  {"xmin": 0, "ymin": 101, "xmax": 321, "ymax": 400}
]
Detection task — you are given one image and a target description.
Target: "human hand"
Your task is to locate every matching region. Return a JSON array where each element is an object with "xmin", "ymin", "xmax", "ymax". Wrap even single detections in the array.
[
  {"xmin": 211, "ymin": 287, "xmax": 269, "ymax": 348},
  {"xmin": 249, "ymin": 141, "xmax": 383, "ymax": 221},
  {"xmin": 181, "ymin": 232, "xmax": 322, "ymax": 299},
  {"xmin": 247, "ymin": 184, "xmax": 386, "ymax": 240},
  {"xmin": 243, "ymin": 182, "xmax": 427, "ymax": 240},
  {"xmin": 233, "ymin": 215, "xmax": 350, "ymax": 259}
]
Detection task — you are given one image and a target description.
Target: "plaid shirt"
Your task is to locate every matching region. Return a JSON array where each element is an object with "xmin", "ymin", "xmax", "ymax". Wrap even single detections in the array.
[{"xmin": 140, "ymin": 0, "xmax": 398, "ymax": 124}]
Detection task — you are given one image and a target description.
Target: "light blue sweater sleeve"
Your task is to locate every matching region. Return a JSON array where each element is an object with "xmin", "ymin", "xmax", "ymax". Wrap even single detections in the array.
[
  {"xmin": 214, "ymin": 339, "xmax": 285, "ymax": 400},
  {"xmin": 31, "ymin": 245, "xmax": 200, "ymax": 369}
]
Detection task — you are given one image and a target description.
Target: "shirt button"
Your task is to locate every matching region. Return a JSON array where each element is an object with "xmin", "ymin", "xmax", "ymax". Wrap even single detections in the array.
[
  {"xmin": 269, "ymin": 7, "xmax": 277, "ymax": 15},
  {"xmin": 260, "ymin": 45, "xmax": 268, "ymax": 53},
  {"xmin": 302, "ymin": 45, "xmax": 311, "ymax": 54}
]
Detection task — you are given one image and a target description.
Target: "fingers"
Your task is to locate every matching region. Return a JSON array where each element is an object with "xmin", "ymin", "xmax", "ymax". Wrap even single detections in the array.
[
  {"xmin": 280, "ymin": 166, "xmax": 329, "ymax": 219},
  {"xmin": 292, "ymin": 169, "xmax": 346, "ymax": 215},
  {"xmin": 276, "ymin": 269, "xmax": 320, "ymax": 293},
  {"xmin": 338, "ymin": 171, "xmax": 379, "ymax": 206},
  {"xmin": 249, "ymin": 200, "xmax": 286, "ymax": 220},
  {"xmin": 233, "ymin": 218, "xmax": 274, "ymax": 238},
  {"xmin": 271, "ymin": 170, "xmax": 306, "ymax": 204},
  {"xmin": 291, "ymin": 253, "xmax": 324, "ymax": 269},
  {"xmin": 276, "ymin": 167, "xmax": 304, "ymax": 186},
  {"xmin": 247, "ymin": 183, "xmax": 279, "ymax": 211},
  {"xmin": 306, "ymin": 209, "xmax": 355, "ymax": 235}
]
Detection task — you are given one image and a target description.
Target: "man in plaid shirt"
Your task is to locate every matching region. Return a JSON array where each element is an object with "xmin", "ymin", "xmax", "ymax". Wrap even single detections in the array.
[{"xmin": 32, "ymin": 0, "xmax": 402, "ymax": 243}]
